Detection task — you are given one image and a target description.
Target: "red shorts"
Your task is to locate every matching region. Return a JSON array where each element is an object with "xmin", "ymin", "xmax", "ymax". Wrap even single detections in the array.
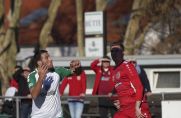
[
  {"xmin": 113, "ymin": 103, "xmax": 152, "ymax": 118},
  {"xmin": 140, "ymin": 95, "xmax": 152, "ymax": 118},
  {"xmin": 113, "ymin": 103, "xmax": 136, "ymax": 118},
  {"xmin": 141, "ymin": 102, "xmax": 152, "ymax": 118},
  {"xmin": 113, "ymin": 96, "xmax": 152, "ymax": 118}
]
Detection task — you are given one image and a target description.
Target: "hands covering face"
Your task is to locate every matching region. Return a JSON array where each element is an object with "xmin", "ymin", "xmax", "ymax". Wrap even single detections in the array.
[
  {"xmin": 70, "ymin": 60, "xmax": 82, "ymax": 75},
  {"xmin": 38, "ymin": 62, "xmax": 49, "ymax": 80}
]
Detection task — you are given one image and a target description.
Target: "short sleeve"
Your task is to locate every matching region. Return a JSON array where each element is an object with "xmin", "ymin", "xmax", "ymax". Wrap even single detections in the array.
[
  {"xmin": 55, "ymin": 67, "xmax": 72, "ymax": 81},
  {"xmin": 27, "ymin": 71, "xmax": 36, "ymax": 89}
]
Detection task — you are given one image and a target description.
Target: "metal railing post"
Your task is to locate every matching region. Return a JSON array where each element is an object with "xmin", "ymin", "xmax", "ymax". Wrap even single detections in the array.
[
  {"xmin": 16, "ymin": 97, "xmax": 20, "ymax": 118},
  {"xmin": 161, "ymin": 92, "xmax": 165, "ymax": 100}
]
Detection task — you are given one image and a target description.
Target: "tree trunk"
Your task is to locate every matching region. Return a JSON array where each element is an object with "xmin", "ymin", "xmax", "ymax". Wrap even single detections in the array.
[
  {"xmin": 39, "ymin": 0, "xmax": 61, "ymax": 49},
  {"xmin": 0, "ymin": 0, "xmax": 21, "ymax": 95},
  {"xmin": 76, "ymin": 0, "xmax": 84, "ymax": 56},
  {"xmin": 124, "ymin": 0, "xmax": 149, "ymax": 55},
  {"xmin": 96, "ymin": 0, "xmax": 107, "ymax": 11},
  {"xmin": 0, "ymin": 0, "xmax": 3, "ymax": 20},
  {"xmin": 96, "ymin": 0, "xmax": 108, "ymax": 56}
]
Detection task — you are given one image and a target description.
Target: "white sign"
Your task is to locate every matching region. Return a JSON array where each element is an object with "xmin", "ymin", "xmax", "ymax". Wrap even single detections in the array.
[
  {"xmin": 84, "ymin": 11, "xmax": 103, "ymax": 35},
  {"xmin": 162, "ymin": 101, "xmax": 181, "ymax": 118},
  {"xmin": 85, "ymin": 37, "xmax": 103, "ymax": 57}
]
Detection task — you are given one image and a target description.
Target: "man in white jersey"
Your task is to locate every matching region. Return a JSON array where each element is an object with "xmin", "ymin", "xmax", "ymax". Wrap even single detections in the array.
[{"xmin": 27, "ymin": 50, "xmax": 78, "ymax": 118}]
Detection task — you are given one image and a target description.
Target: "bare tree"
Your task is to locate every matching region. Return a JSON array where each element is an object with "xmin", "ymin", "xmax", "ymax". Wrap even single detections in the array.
[
  {"xmin": 140, "ymin": 0, "xmax": 181, "ymax": 55},
  {"xmin": 76, "ymin": 0, "xmax": 84, "ymax": 56},
  {"xmin": 124, "ymin": 0, "xmax": 150, "ymax": 55},
  {"xmin": 0, "ymin": 0, "xmax": 3, "ymax": 19},
  {"xmin": 0, "ymin": 0, "xmax": 21, "ymax": 95},
  {"xmin": 39, "ymin": 0, "xmax": 61, "ymax": 49},
  {"xmin": 124, "ymin": 0, "xmax": 181, "ymax": 55},
  {"xmin": 96, "ymin": 0, "xmax": 107, "ymax": 11}
]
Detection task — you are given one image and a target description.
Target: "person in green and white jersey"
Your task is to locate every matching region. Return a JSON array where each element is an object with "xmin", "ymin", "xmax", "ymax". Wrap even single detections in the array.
[{"xmin": 27, "ymin": 50, "xmax": 78, "ymax": 118}]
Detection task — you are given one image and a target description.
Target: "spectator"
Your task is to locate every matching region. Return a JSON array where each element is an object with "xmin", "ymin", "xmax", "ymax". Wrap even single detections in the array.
[
  {"xmin": 2, "ymin": 70, "xmax": 20, "ymax": 118},
  {"xmin": 27, "ymin": 50, "xmax": 79, "ymax": 118},
  {"xmin": 2, "ymin": 83, "xmax": 17, "ymax": 118},
  {"xmin": 59, "ymin": 60, "xmax": 86, "ymax": 118},
  {"xmin": 4, "ymin": 79, "xmax": 18, "ymax": 101},
  {"xmin": 90, "ymin": 56, "xmax": 116, "ymax": 118},
  {"xmin": 11, "ymin": 65, "xmax": 24, "ymax": 91},
  {"xmin": 16, "ymin": 67, "xmax": 32, "ymax": 118},
  {"xmin": 131, "ymin": 60, "xmax": 152, "ymax": 118},
  {"xmin": 131, "ymin": 60, "xmax": 152, "ymax": 96},
  {"xmin": 110, "ymin": 41, "xmax": 144, "ymax": 118}
]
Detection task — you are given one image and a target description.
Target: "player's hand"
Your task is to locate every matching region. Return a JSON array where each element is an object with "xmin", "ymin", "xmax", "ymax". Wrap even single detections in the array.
[
  {"xmin": 108, "ymin": 93, "xmax": 112, "ymax": 97},
  {"xmin": 38, "ymin": 62, "xmax": 48, "ymax": 80},
  {"xmin": 136, "ymin": 107, "xmax": 145, "ymax": 118},
  {"xmin": 113, "ymin": 100, "xmax": 120, "ymax": 110},
  {"xmin": 43, "ymin": 77, "xmax": 54, "ymax": 91}
]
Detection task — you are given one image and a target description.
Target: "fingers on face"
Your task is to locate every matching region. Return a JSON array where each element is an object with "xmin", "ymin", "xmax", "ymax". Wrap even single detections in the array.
[
  {"xmin": 70, "ymin": 60, "xmax": 81, "ymax": 68},
  {"xmin": 38, "ymin": 61, "xmax": 48, "ymax": 70},
  {"xmin": 41, "ymin": 64, "xmax": 48, "ymax": 71},
  {"xmin": 113, "ymin": 100, "xmax": 120, "ymax": 109},
  {"xmin": 137, "ymin": 113, "xmax": 145, "ymax": 118},
  {"xmin": 141, "ymin": 114, "xmax": 145, "ymax": 118},
  {"xmin": 114, "ymin": 100, "xmax": 120, "ymax": 104}
]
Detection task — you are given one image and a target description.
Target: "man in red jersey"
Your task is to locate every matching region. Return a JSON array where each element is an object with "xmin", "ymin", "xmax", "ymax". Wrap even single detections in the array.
[
  {"xmin": 110, "ymin": 41, "xmax": 145, "ymax": 118},
  {"xmin": 91, "ymin": 56, "xmax": 116, "ymax": 118}
]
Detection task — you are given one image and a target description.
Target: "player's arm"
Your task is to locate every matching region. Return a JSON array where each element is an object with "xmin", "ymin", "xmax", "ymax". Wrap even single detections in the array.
[
  {"xmin": 56, "ymin": 60, "xmax": 82, "ymax": 79},
  {"xmin": 125, "ymin": 63, "xmax": 144, "ymax": 117},
  {"xmin": 29, "ymin": 64, "xmax": 48, "ymax": 99},
  {"xmin": 56, "ymin": 67, "xmax": 72, "ymax": 80}
]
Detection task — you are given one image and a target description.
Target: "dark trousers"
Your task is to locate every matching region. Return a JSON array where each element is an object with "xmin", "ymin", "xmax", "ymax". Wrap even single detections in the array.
[
  {"xmin": 20, "ymin": 103, "xmax": 32, "ymax": 118},
  {"xmin": 98, "ymin": 98, "xmax": 116, "ymax": 118}
]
